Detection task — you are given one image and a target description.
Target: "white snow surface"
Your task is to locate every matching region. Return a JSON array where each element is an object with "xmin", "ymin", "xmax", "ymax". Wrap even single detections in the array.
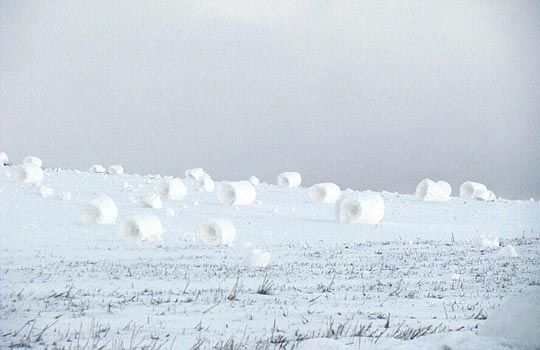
[{"xmin": 1, "ymin": 168, "xmax": 539, "ymax": 349}]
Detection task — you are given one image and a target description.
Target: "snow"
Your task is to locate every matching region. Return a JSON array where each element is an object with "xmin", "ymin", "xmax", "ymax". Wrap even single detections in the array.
[
  {"xmin": 244, "ymin": 248, "xmax": 271, "ymax": 268},
  {"xmin": 120, "ymin": 215, "xmax": 163, "ymax": 243},
  {"xmin": 39, "ymin": 185, "xmax": 55, "ymax": 198},
  {"xmin": 0, "ymin": 167, "xmax": 539, "ymax": 349},
  {"xmin": 155, "ymin": 177, "xmax": 187, "ymax": 200},
  {"xmin": 0, "ymin": 151, "xmax": 9, "ymax": 165},
  {"xmin": 11, "ymin": 164, "xmax": 44, "ymax": 184},
  {"xmin": 479, "ymin": 291, "xmax": 540, "ymax": 349},
  {"xmin": 459, "ymin": 181, "xmax": 488, "ymax": 198},
  {"xmin": 277, "ymin": 171, "xmax": 302, "ymax": 188},
  {"xmin": 249, "ymin": 175, "xmax": 260, "ymax": 186},
  {"xmin": 308, "ymin": 182, "xmax": 341, "ymax": 204},
  {"xmin": 472, "ymin": 188, "xmax": 496, "ymax": 202},
  {"xmin": 480, "ymin": 235, "xmax": 500, "ymax": 250},
  {"xmin": 22, "ymin": 155, "xmax": 43, "ymax": 168},
  {"xmin": 138, "ymin": 192, "xmax": 163, "ymax": 209},
  {"xmin": 80, "ymin": 194, "xmax": 118, "ymax": 225},
  {"xmin": 217, "ymin": 181, "xmax": 257, "ymax": 206},
  {"xmin": 107, "ymin": 164, "xmax": 124, "ymax": 175},
  {"xmin": 297, "ymin": 338, "xmax": 349, "ymax": 350},
  {"xmin": 88, "ymin": 164, "xmax": 105, "ymax": 173},
  {"xmin": 185, "ymin": 168, "xmax": 215, "ymax": 192},
  {"xmin": 415, "ymin": 178, "xmax": 452, "ymax": 202},
  {"xmin": 335, "ymin": 191, "xmax": 385, "ymax": 224},
  {"xmin": 499, "ymin": 244, "xmax": 519, "ymax": 258},
  {"xmin": 196, "ymin": 218, "xmax": 236, "ymax": 246}
]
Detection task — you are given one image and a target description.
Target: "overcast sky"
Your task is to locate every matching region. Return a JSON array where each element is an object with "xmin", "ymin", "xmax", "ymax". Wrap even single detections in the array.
[{"xmin": 1, "ymin": 1, "xmax": 539, "ymax": 198}]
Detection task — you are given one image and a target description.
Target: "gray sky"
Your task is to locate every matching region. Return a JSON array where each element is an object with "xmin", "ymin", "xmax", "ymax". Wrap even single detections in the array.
[{"xmin": 1, "ymin": 1, "xmax": 539, "ymax": 198}]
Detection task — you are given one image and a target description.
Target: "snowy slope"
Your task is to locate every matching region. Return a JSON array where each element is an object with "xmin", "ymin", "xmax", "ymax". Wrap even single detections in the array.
[{"xmin": 0, "ymin": 167, "xmax": 539, "ymax": 349}]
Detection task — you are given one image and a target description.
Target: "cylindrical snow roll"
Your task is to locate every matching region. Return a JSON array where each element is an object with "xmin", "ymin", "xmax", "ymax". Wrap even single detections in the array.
[
  {"xmin": 81, "ymin": 195, "xmax": 118, "ymax": 225},
  {"xmin": 0, "ymin": 152, "xmax": 9, "ymax": 166},
  {"xmin": 185, "ymin": 168, "xmax": 215, "ymax": 192},
  {"xmin": 423, "ymin": 180, "xmax": 452, "ymax": 202},
  {"xmin": 244, "ymin": 248, "xmax": 271, "ymax": 268},
  {"xmin": 23, "ymin": 156, "xmax": 43, "ymax": 168},
  {"xmin": 138, "ymin": 193, "xmax": 163, "ymax": 209},
  {"xmin": 196, "ymin": 219, "xmax": 236, "ymax": 246},
  {"xmin": 277, "ymin": 172, "xmax": 302, "ymax": 188},
  {"xmin": 308, "ymin": 183, "xmax": 341, "ymax": 204},
  {"xmin": 194, "ymin": 173, "xmax": 215, "ymax": 192},
  {"xmin": 89, "ymin": 164, "xmax": 105, "ymax": 173},
  {"xmin": 335, "ymin": 191, "xmax": 385, "ymax": 224},
  {"xmin": 108, "ymin": 165, "xmax": 124, "ymax": 175},
  {"xmin": 459, "ymin": 181, "xmax": 487, "ymax": 198},
  {"xmin": 185, "ymin": 168, "xmax": 206, "ymax": 181},
  {"xmin": 156, "ymin": 178, "xmax": 187, "ymax": 200},
  {"xmin": 217, "ymin": 181, "xmax": 256, "ymax": 205},
  {"xmin": 249, "ymin": 176, "xmax": 260, "ymax": 186},
  {"xmin": 121, "ymin": 215, "xmax": 163, "ymax": 243},
  {"xmin": 39, "ymin": 185, "xmax": 55, "ymax": 198},
  {"xmin": 472, "ymin": 188, "xmax": 496, "ymax": 202},
  {"xmin": 415, "ymin": 178, "xmax": 435, "ymax": 198},
  {"xmin": 12, "ymin": 165, "xmax": 44, "ymax": 184},
  {"xmin": 416, "ymin": 179, "xmax": 452, "ymax": 202}
]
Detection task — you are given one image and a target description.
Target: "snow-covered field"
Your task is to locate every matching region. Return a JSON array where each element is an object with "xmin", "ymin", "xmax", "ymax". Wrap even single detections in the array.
[{"xmin": 1, "ymin": 166, "xmax": 539, "ymax": 349}]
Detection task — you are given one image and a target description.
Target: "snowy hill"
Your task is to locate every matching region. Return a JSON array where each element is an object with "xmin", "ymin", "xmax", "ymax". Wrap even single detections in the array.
[{"xmin": 1, "ymin": 166, "xmax": 539, "ymax": 349}]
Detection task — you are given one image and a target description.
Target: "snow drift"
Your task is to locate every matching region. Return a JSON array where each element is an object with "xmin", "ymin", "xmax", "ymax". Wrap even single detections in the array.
[
  {"xmin": 0, "ymin": 152, "xmax": 8, "ymax": 166},
  {"xmin": 108, "ymin": 165, "xmax": 124, "ymax": 175},
  {"xmin": 12, "ymin": 165, "xmax": 44, "ymax": 184},
  {"xmin": 277, "ymin": 172, "xmax": 302, "ymax": 188},
  {"xmin": 335, "ymin": 191, "xmax": 385, "ymax": 224},
  {"xmin": 479, "ymin": 291, "xmax": 540, "ymax": 349},
  {"xmin": 244, "ymin": 248, "xmax": 271, "ymax": 268},
  {"xmin": 121, "ymin": 215, "xmax": 163, "ymax": 243},
  {"xmin": 308, "ymin": 183, "xmax": 341, "ymax": 204},
  {"xmin": 80, "ymin": 195, "xmax": 118, "ymax": 225},
  {"xmin": 23, "ymin": 156, "xmax": 43, "ymax": 168},
  {"xmin": 156, "ymin": 178, "xmax": 187, "ymax": 200},
  {"xmin": 196, "ymin": 219, "xmax": 236, "ymax": 246},
  {"xmin": 415, "ymin": 178, "xmax": 452, "ymax": 202},
  {"xmin": 185, "ymin": 168, "xmax": 215, "ymax": 192},
  {"xmin": 89, "ymin": 164, "xmax": 105, "ymax": 173},
  {"xmin": 217, "ymin": 181, "xmax": 257, "ymax": 206}
]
